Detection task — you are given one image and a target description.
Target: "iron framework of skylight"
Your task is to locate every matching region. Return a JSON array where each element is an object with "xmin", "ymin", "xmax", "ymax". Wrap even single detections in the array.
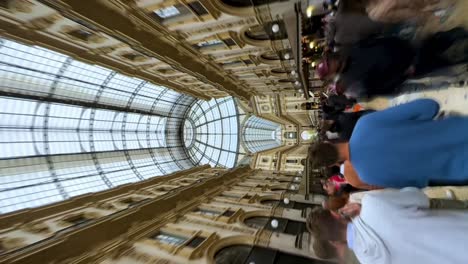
[
  {"xmin": 184, "ymin": 97, "xmax": 241, "ymax": 168},
  {"xmin": 242, "ymin": 116, "xmax": 282, "ymax": 153},
  {"xmin": 0, "ymin": 37, "xmax": 195, "ymax": 214}
]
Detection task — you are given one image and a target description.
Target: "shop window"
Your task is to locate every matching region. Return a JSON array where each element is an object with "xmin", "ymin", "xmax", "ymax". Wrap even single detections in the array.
[
  {"xmin": 222, "ymin": 209, "xmax": 236, "ymax": 217},
  {"xmin": 154, "ymin": 6, "xmax": 180, "ymax": 18},
  {"xmin": 244, "ymin": 216, "xmax": 270, "ymax": 229},
  {"xmin": 188, "ymin": 1, "xmax": 209, "ymax": 16},
  {"xmin": 222, "ymin": 60, "xmax": 242, "ymax": 66},
  {"xmin": 222, "ymin": 38, "xmax": 237, "ymax": 47},
  {"xmin": 186, "ymin": 235, "xmax": 206, "ymax": 248},
  {"xmin": 196, "ymin": 209, "xmax": 221, "ymax": 217},
  {"xmin": 152, "ymin": 232, "xmax": 187, "ymax": 246},
  {"xmin": 197, "ymin": 39, "xmax": 223, "ymax": 47},
  {"xmin": 242, "ymin": 59, "xmax": 254, "ymax": 65}
]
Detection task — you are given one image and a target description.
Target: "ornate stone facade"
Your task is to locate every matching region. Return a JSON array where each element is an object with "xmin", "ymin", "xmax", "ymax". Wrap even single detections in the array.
[
  {"xmin": 0, "ymin": 166, "xmax": 327, "ymax": 264},
  {"xmin": 0, "ymin": 0, "xmax": 321, "ymax": 103}
]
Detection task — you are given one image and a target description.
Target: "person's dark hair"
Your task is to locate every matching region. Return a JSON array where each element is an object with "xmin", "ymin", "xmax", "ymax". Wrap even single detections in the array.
[
  {"xmin": 313, "ymin": 239, "xmax": 338, "ymax": 259},
  {"xmin": 308, "ymin": 142, "xmax": 339, "ymax": 168},
  {"xmin": 321, "ymin": 104, "xmax": 335, "ymax": 115},
  {"xmin": 307, "ymin": 207, "xmax": 344, "ymax": 241},
  {"xmin": 336, "ymin": 183, "xmax": 360, "ymax": 195},
  {"xmin": 323, "ymin": 195, "xmax": 349, "ymax": 210}
]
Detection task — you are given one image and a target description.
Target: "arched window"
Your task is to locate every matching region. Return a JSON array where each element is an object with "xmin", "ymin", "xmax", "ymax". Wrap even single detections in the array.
[
  {"xmin": 271, "ymin": 68, "xmax": 289, "ymax": 74},
  {"xmin": 215, "ymin": 244, "xmax": 330, "ymax": 264},
  {"xmin": 260, "ymin": 51, "xmax": 280, "ymax": 61},
  {"xmin": 244, "ymin": 216, "xmax": 306, "ymax": 236},
  {"xmin": 245, "ymin": 25, "xmax": 270, "ymax": 41},
  {"xmin": 243, "ymin": 23, "xmax": 287, "ymax": 42}
]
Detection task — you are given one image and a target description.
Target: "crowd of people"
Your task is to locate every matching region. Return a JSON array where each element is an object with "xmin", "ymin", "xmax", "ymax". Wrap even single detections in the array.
[{"xmin": 303, "ymin": 0, "xmax": 468, "ymax": 263}]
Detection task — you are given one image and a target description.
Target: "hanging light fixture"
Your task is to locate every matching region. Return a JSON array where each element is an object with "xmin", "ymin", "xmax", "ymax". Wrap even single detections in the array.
[
  {"xmin": 306, "ymin": 6, "xmax": 314, "ymax": 18},
  {"xmin": 311, "ymin": 61, "xmax": 316, "ymax": 67},
  {"xmin": 284, "ymin": 53, "xmax": 290, "ymax": 60},
  {"xmin": 283, "ymin": 198, "xmax": 290, "ymax": 204},
  {"xmin": 291, "ymin": 70, "xmax": 296, "ymax": 75},
  {"xmin": 271, "ymin": 23, "xmax": 280, "ymax": 33},
  {"xmin": 294, "ymin": 81, "xmax": 300, "ymax": 86},
  {"xmin": 309, "ymin": 41, "xmax": 315, "ymax": 49},
  {"xmin": 271, "ymin": 219, "xmax": 279, "ymax": 229}
]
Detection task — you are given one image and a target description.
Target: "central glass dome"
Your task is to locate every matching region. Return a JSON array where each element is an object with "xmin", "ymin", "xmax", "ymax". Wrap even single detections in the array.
[
  {"xmin": 183, "ymin": 119, "xmax": 195, "ymax": 148},
  {"xmin": 184, "ymin": 97, "xmax": 243, "ymax": 168}
]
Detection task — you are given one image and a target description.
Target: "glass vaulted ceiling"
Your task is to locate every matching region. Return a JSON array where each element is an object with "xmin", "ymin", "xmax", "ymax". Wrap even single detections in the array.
[
  {"xmin": 0, "ymin": 37, "xmax": 195, "ymax": 214},
  {"xmin": 184, "ymin": 97, "xmax": 246, "ymax": 168},
  {"xmin": 242, "ymin": 116, "xmax": 282, "ymax": 153},
  {"xmin": 0, "ymin": 37, "xmax": 284, "ymax": 214},
  {"xmin": 184, "ymin": 98, "xmax": 283, "ymax": 168}
]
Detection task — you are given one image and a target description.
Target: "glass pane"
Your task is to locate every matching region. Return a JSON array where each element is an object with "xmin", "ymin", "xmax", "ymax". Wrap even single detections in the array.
[
  {"xmin": 184, "ymin": 97, "xmax": 240, "ymax": 168},
  {"xmin": 0, "ymin": 37, "xmax": 195, "ymax": 214}
]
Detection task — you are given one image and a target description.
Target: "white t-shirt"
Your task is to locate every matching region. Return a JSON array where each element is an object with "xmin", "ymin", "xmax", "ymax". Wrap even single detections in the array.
[{"xmin": 352, "ymin": 188, "xmax": 468, "ymax": 264}]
